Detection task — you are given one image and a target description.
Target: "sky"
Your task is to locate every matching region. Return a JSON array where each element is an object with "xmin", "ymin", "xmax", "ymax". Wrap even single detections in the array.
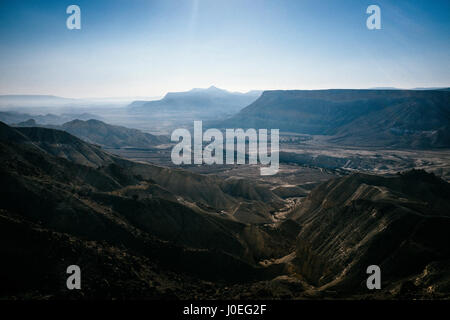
[{"xmin": 0, "ymin": 0, "xmax": 449, "ymax": 98}]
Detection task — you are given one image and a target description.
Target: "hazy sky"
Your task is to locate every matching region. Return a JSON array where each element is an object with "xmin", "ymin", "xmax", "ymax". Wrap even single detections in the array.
[{"xmin": 0, "ymin": 0, "xmax": 449, "ymax": 98}]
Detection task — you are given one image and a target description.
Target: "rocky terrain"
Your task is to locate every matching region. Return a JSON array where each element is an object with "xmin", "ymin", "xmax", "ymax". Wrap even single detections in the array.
[
  {"xmin": 1, "ymin": 121, "xmax": 449, "ymax": 299},
  {"xmin": 0, "ymin": 122, "xmax": 292, "ymax": 298},
  {"xmin": 290, "ymin": 170, "xmax": 450, "ymax": 298}
]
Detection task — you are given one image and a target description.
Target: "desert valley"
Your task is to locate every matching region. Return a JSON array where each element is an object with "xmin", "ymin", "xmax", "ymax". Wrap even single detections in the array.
[{"xmin": 1, "ymin": 87, "xmax": 449, "ymax": 299}]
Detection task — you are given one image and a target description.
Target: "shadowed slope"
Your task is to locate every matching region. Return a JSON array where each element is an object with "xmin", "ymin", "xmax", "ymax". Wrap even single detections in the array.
[{"xmin": 290, "ymin": 170, "xmax": 450, "ymax": 296}]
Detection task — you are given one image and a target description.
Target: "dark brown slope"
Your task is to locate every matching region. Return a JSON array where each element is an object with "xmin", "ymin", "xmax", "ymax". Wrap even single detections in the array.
[
  {"xmin": 0, "ymin": 209, "xmax": 206, "ymax": 299},
  {"xmin": 123, "ymin": 162, "xmax": 283, "ymax": 220},
  {"xmin": 0, "ymin": 122, "xmax": 295, "ymax": 298},
  {"xmin": 290, "ymin": 170, "xmax": 450, "ymax": 297},
  {"xmin": 13, "ymin": 122, "xmax": 283, "ymax": 219},
  {"xmin": 15, "ymin": 125, "xmax": 116, "ymax": 167},
  {"xmin": 0, "ymin": 123, "xmax": 246, "ymax": 255}
]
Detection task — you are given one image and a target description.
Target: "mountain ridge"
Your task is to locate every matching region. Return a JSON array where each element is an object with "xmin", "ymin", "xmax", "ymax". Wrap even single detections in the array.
[
  {"xmin": 128, "ymin": 86, "xmax": 262, "ymax": 116},
  {"xmin": 213, "ymin": 89, "xmax": 450, "ymax": 148},
  {"xmin": 289, "ymin": 170, "xmax": 450, "ymax": 296},
  {"xmin": 14, "ymin": 118, "xmax": 170, "ymax": 149}
]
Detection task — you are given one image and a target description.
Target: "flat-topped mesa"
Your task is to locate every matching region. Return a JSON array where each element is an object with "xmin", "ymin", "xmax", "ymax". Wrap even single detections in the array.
[{"xmin": 215, "ymin": 89, "xmax": 450, "ymax": 148}]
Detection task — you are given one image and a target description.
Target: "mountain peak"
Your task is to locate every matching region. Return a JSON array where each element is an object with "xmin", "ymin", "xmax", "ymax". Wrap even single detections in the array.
[{"xmin": 188, "ymin": 85, "xmax": 227, "ymax": 93}]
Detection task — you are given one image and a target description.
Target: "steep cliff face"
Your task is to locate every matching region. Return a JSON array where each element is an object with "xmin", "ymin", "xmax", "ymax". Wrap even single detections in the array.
[
  {"xmin": 215, "ymin": 89, "xmax": 450, "ymax": 148},
  {"xmin": 291, "ymin": 171, "xmax": 450, "ymax": 294}
]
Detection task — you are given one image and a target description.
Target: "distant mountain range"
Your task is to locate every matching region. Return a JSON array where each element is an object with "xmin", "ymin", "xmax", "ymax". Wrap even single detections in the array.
[
  {"xmin": 0, "ymin": 110, "xmax": 102, "ymax": 125},
  {"xmin": 4, "ymin": 88, "xmax": 450, "ymax": 149},
  {"xmin": 59, "ymin": 119, "xmax": 169, "ymax": 148},
  {"xmin": 128, "ymin": 86, "xmax": 262, "ymax": 117},
  {"xmin": 13, "ymin": 118, "xmax": 169, "ymax": 149},
  {"xmin": 213, "ymin": 89, "xmax": 450, "ymax": 148}
]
